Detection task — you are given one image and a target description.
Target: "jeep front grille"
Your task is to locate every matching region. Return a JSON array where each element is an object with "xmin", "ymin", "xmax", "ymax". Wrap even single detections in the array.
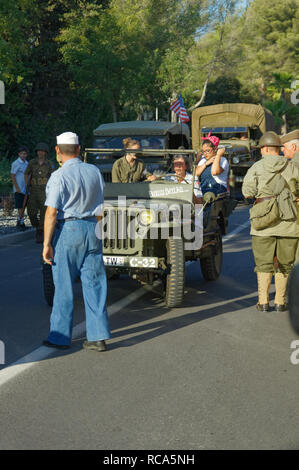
[
  {"xmin": 102, "ymin": 172, "xmax": 112, "ymax": 183},
  {"xmin": 103, "ymin": 208, "xmax": 138, "ymax": 252}
]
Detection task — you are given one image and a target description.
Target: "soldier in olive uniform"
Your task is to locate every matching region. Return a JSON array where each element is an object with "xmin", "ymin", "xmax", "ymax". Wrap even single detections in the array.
[
  {"xmin": 282, "ymin": 131, "xmax": 299, "ymax": 325},
  {"xmin": 112, "ymin": 138, "xmax": 156, "ymax": 183},
  {"xmin": 281, "ymin": 130, "xmax": 299, "ymax": 261},
  {"xmin": 242, "ymin": 132, "xmax": 299, "ymax": 312},
  {"xmin": 281, "ymin": 129, "xmax": 299, "ymax": 167},
  {"xmin": 25, "ymin": 142, "xmax": 54, "ymax": 243}
]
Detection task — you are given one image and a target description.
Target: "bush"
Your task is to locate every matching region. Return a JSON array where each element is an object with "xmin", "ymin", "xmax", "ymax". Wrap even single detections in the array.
[{"xmin": 0, "ymin": 154, "xmax": 12, "ymax": 185}]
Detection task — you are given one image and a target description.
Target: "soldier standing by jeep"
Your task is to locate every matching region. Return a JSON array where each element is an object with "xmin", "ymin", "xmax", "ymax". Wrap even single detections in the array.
[
  {"xmin": 25, "ymin": 142, "xmax": 54, "ymax": 243},
  {"xmin": 281, "ymin": 130, "xmax": 299, "ymax": 167},
  {"xmin": 281, "ymin": 129, "xmax": 299, "ymax": 261},
  {"xmin": 242, "ymin": 132, "xmax": 299, "ymax": 312}
]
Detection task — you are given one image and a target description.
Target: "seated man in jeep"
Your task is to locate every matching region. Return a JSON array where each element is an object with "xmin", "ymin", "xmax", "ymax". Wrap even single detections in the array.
[
  {"xmin": 112, "ymin": 138, "xmax": 156, "ymax": 183},
  {"xmin": 165, "ymin": 154, "xmax": 202, "ymax": 204}
]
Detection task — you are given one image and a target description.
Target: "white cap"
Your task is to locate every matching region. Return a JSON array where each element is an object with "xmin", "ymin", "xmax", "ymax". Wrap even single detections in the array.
[{"xmin": 56, "ymin": 132, "xmax": 79, "ymax": 145}]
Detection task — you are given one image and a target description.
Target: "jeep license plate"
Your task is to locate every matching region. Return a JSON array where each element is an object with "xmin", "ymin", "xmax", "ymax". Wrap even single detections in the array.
[
  {"xmin": 103, "ymin": 256, "xmax": 158, "ymax": 268},
  {"xmin": 129, "ymin": 257, "xmax": 158, "ymax": 268},
  {"xmin": 103, "ymin": 256, "xmax": 125, "ymax": 266}
]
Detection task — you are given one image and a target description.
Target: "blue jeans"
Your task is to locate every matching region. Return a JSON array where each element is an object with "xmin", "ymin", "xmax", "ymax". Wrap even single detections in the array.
[{"xmin": 48, "ymin": 219, "xmax": 110, "ymax": 346}]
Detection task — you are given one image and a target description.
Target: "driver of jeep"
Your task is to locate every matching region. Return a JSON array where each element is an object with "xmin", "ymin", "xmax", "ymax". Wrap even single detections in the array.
[
  {"xmin": 112, "ymin": 138, "xmax": 156, "ymax": 183},
  {"xmin": 165, "ymin": 155, "xmax": 203, "ymax": 204}
]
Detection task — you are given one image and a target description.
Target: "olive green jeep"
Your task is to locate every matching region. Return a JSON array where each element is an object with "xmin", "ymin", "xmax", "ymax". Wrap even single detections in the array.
[{"xmin": 42, "ymin": 148, "xmax": 237, "ymax": 308}]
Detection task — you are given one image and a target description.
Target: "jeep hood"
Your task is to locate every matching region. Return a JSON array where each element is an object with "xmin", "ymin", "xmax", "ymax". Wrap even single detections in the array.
[{"xmin": 104, "ymin": 182, "xmax": 194, "ymax": 204}]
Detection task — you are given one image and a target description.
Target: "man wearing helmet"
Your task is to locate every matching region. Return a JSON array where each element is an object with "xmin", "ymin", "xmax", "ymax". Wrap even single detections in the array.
[
  {"xmin": 242, "ymin": 131, "xmax": 299, "ymax": 313},
  {"xmin": 24, "ymin": 142, "xmax": 54, "ymax": 243}
]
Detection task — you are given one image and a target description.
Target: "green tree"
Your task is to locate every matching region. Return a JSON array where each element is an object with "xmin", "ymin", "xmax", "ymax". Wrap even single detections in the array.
[
  {"xmin": 234, "ymin": 0, "xmax": 299, "ymax": 99},
  {"xmin": 265, "ymin": 72, "xmax": 298, "ymax": 132},
  {"xmin": 58, "ymin": 0, "xmax": 204, "ymax": 121}
]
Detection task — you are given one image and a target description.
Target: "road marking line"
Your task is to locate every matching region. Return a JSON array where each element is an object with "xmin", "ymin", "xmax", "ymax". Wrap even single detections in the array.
[
  {"xmin": 0, "ymin": 285, "xmax": 153, "ymax": 388},
  {"xmin": 222, "ymin": 220, "xmax": 250, "ymax": 242},
  {"xmin": 0, "ymin": 221, "xmax": 250, "ymax": 387},
  {"xmin": 186, "ymin": 219, "xmax": 250, "ymax": 266}
]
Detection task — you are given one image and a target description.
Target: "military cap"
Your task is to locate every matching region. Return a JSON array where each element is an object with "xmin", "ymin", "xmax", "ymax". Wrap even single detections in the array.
[
  {"xmin": 56, "ymin": 132, "xmax": 79, "ymax": 145},
  {"xmin": 35, "ymin": 142, "xmax": 49, "ymax": 153},
  {"xmin": 258, "ymin": 131, "xmax": 283, "ymax": 148},
  {"xmin": 280, "ymin": 129, "xmax": 299, "ymax": 144}
]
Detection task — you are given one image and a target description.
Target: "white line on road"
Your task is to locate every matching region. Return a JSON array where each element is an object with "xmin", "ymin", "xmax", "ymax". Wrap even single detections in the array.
[
  {"xmin": 222, "ymin": 220, "xmax": 250, "ymax": 242},
  {"xmin": 0, "ymin": 220, "xmax": 250, "ymax": 388},
  {"xmin": 0, "ymin": 284, "xmax": 153, "ymax": 388}
]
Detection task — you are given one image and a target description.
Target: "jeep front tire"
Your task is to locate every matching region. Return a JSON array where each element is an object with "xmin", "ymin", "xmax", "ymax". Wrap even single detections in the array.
[{"xmin": 165, "ymin": 237, "xmax": 185, "ymax": 308}]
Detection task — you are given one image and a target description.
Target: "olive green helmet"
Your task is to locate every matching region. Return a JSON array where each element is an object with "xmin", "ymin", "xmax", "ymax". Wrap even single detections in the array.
[
  {"xmin": 258, "ymin": 131, "xmax": 283, "ymax": 148},
  {"xmin": 35, "ymin": 142, "xmax": 49, "ymax": 153}
]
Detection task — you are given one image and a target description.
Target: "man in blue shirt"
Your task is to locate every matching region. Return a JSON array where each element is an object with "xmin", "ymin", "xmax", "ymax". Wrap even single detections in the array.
[{"xmin": 42, "ymin": 132, "xmax": 110, "ymax": 351}]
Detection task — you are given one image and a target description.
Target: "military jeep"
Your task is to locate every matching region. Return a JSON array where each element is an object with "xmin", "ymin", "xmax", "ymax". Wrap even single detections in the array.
[
  {"xmin": 41, "ymin": 148, "xmax": 237, "ymax": 309},
  {"xmin": 42, "ymin": 147, "xmax": 237, "ymax": 308}
]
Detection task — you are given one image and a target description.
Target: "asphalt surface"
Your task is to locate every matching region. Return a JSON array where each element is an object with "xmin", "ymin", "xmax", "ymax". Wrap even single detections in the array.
[{"xmin": 0, "ymin": 204, "xmax": 299, "ymax": 450}]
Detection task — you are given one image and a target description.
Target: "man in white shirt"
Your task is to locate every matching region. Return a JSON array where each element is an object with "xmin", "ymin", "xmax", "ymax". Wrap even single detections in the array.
[
  {"xmin": 10, "ymin": 146, "xmax": 29, "ymax": 230},
  {"xmin": 165, "ymin": 154, "xmax": 203, "ymax": 250},
  {"xmin": 165, "ymin": 154, "xmax": 203, "ymax": 203}
]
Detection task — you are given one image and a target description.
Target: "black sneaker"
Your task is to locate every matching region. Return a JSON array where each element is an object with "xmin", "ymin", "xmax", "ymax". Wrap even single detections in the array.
[
  {"xmin": 83, "ymin": 340, "xmax": 107, "ymax": 352},
  {"xmin": 43, "ymin": 340, "xmax": 70, "ymax": 350}
]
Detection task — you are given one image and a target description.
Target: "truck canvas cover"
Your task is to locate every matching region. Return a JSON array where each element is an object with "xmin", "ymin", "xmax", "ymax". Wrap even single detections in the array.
[
  {"xmin": 94, "ymin": 120, "xmax": 190, "ymax": 139},
  {"xmin": 192, "ymin": 103, "xmax": 280, "ymax": 149}
]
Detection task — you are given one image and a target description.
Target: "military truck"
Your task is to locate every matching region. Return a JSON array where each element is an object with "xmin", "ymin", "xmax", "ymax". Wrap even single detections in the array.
[
  {"xmin": 92, "ymin": 121, "xmax": 190, "ymax": 182},
  {"xmin": 42, "ymin": 148, "xmax": 237, "ymax": 309},
  {"xmin": 192, "ymin": 103, "xmax": 280, "ymax": 198}
]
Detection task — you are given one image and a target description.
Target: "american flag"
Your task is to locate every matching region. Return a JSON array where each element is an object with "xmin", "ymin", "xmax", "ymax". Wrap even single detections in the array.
[{"xmin": 169, "ymin": 93, "xmax": 190, "ymax": 123}]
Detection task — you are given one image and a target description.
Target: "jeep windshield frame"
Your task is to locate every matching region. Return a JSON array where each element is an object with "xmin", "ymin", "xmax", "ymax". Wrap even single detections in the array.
[{"xmin": 84, "ymin": 148, "xmax": 198, "ymax": 204}]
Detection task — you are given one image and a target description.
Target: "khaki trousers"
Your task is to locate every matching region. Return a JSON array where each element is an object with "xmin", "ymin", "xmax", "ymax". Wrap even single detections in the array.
[
  {"xmin": 252, "ymin": 236, "xmax": 298, "ymax": 274},
  {"xmin": 27, "ymin": 189, "xmax": 46, "ymax": 229}
]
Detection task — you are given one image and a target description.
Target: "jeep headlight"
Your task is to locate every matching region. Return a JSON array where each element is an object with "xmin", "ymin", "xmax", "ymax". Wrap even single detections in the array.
[
  {"xmin": 139, "ymin": 210, "xmax": 154, "ymax": 226},
  {"xmin": 232, "ymin": 156, "xmax": 240, "ymax": 164}
]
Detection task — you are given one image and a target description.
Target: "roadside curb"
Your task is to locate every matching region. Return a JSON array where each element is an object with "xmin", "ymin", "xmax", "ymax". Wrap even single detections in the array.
[{"xmin": 0, "ymin": 228, "xmax": 35, "ymax": 246}]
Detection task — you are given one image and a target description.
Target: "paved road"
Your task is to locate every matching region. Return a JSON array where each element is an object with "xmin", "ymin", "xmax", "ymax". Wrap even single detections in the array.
[{"xmin": 0, "ymin": 204, "xmax": 298, "ymax": 450}]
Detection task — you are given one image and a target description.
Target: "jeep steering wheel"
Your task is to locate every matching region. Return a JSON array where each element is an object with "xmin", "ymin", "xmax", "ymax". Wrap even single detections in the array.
[{"xmin": 154, "ymin": 173, "xmax": 189, "ymax": 184}]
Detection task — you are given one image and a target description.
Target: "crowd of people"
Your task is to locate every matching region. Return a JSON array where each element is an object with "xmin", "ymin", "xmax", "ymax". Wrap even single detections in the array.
[{"xmin": 8, "ymin": 127, "xmax": 299, "ymax": 350}]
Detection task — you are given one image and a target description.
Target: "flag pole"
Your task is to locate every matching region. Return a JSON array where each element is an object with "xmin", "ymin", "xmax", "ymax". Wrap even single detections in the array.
[{"xmin": 180, "ymin": 117, "xmax": 183, "ymax": 147}]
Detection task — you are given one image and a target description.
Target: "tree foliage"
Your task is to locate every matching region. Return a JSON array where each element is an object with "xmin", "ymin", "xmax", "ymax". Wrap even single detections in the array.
[{"xmin": 0, "ymin": 0, "xmax": 298, "ymax": 160}]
